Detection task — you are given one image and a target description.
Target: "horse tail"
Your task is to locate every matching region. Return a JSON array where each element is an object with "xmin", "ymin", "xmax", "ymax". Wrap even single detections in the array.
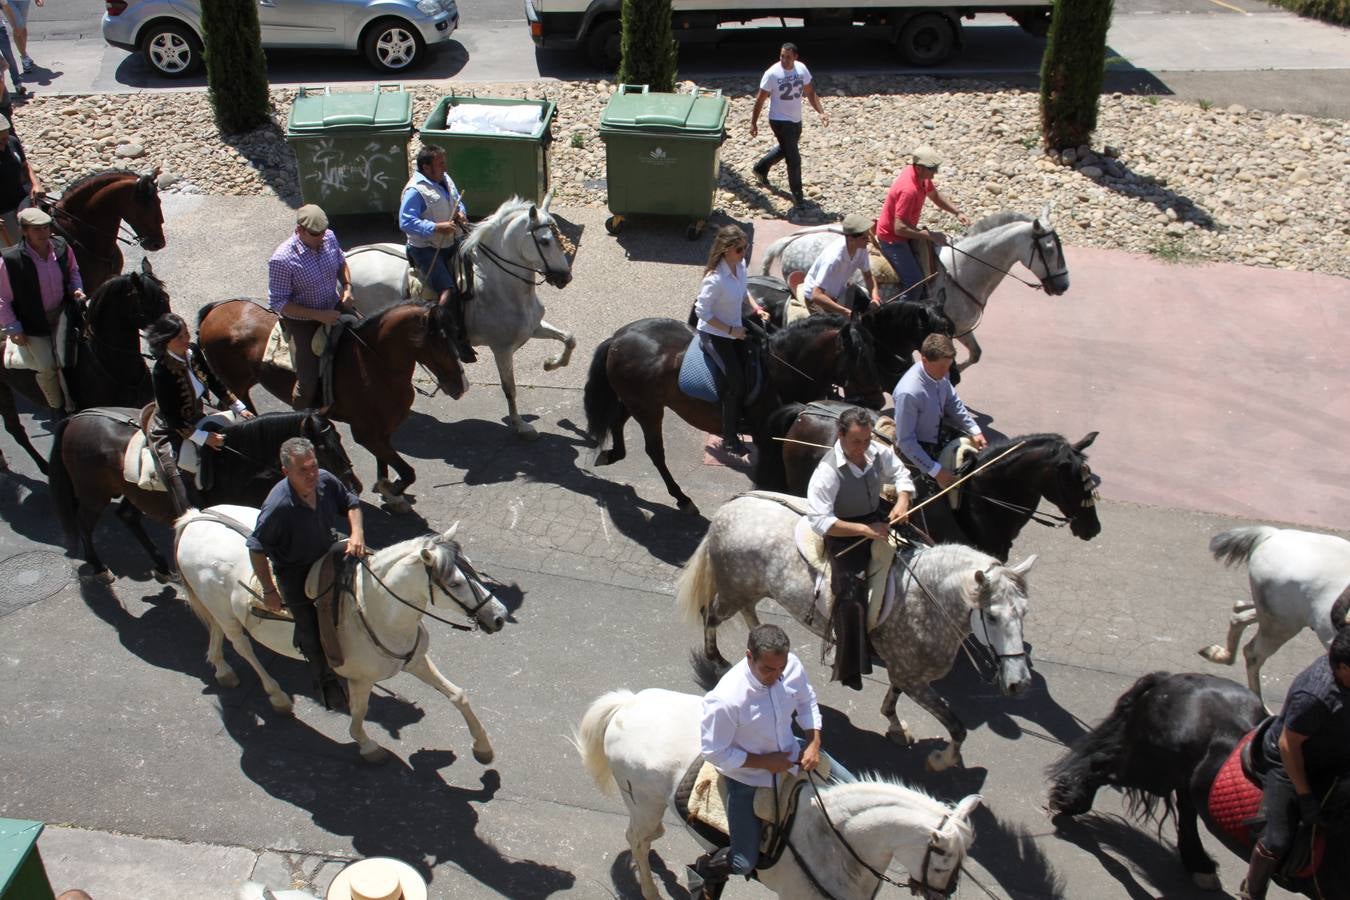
[
  {"xmin": 1046, "ymin": 671, "xmax": 1173, "ymax": 818},
  {"xmin": 1209, "ymin": 527, "xmax": 1277, "ymax": 569},
  {"xmin": 571, "ymin": 689, "xmax": 636, "ymax": 795},
  {"xmin": 46, "ymin": 417, "xmax": 78, "ymax": 547},
  {"xmin": 675, "ymin": 531, "xmax": 719, "ymax": 626},
  {"xmin": 753, "ymin": 402, "xmax": 805, "ymax": 491},
  {"xmin": 583, "ymin": 337, "xmax": 620, "ymax": 450}
]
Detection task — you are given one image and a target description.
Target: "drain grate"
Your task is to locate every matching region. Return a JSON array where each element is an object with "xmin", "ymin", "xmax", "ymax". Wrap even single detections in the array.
[{"xmin": 0, "ymin": 550, "xmax": 72, "ymax": 616}]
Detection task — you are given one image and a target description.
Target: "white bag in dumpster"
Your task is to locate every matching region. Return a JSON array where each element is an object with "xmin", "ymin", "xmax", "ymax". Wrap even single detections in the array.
[{"xmin": 445, "ymin": 104, "xmax": 542, "ymax": 135}]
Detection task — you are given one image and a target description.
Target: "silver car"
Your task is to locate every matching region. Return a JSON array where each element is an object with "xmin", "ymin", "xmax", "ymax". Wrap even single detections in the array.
[{"xmin": 102, "ymin": 0, "xmax": 459, "ymax": 78}]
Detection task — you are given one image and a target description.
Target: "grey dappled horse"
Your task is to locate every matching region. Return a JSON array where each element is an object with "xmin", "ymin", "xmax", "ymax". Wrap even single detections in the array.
[
  {"xmin": 346, "ymin": 196, "xmax": 575, "ymax": 439},
  {"xmin": 676, "ymin": 494, "xmax": 1036, "ymax": 771}
]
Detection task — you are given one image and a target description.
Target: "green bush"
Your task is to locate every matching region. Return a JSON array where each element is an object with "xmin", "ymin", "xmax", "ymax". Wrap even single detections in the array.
[
  {"xmin": 1039, "ymin": 0, "xmax": 1115, "ymax": 151},
  {"xmin": 201, "ymin": 0, "xmax": 270, "ymax": 133},
  {"xmin": 617, "ymin": 0, "xmax": 678, "ymax": 92},
  {"xmin": 1267, "ymin": 0, "xmax": 1349, "ymax": 25}
]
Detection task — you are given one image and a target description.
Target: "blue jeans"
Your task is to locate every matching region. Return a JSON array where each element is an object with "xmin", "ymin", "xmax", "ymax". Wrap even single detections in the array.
[
  {"xmin": 0, "ymin": 23, "xmax": 20, "ymax": 89},
  {"xmin": 406, "ymin": 243, "xmax": 457, "ymax": 294},
  {"xmin": 878, "ymin": 237, "xmax": 926, "ymax": 300}
]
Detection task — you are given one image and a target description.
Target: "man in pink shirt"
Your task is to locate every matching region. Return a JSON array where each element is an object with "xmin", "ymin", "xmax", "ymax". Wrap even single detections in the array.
[
  {"xmin": 0, "ymin": 205, "xmax": 85, "ymax": 409},
  {"xmin": 875, "ymin": 145, "xmax": 969, "ymax": 301}
]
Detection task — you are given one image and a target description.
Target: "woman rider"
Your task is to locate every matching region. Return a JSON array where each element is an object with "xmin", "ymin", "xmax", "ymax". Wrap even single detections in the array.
[{"xmin": 145, "ymin": 312, "xmax": 253, "ymax": 514}]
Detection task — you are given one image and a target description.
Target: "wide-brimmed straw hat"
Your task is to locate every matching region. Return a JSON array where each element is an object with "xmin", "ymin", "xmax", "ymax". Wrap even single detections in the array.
[{"xmin": 325, "ymin": 858, "xmax": 427, "ymax": 900}]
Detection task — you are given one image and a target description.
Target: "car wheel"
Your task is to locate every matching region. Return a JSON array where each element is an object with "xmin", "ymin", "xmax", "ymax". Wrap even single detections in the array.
[
  {"xmin": 897, "ymin": 13, "xmax": 956, "ymax": 67},
  {"xmin": 584, "ymin": 18, "xmax": 621, "ymax": 71},
  {"xmin": 141, "ymin": 22, "xmax": 203, "ymax": 78},
  {"xmin": 363, "ymin": 18, "xmax": 425, "ymax": 72}
]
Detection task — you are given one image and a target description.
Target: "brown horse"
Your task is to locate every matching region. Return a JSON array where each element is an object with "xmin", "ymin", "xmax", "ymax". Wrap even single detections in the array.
[
  {"xmin": 0, "ymin": 259, "xmax": 170, "ymax": 474},
  {"xmin": 195, "ymin": 300, "xmax": 465, "ymax": 512},
  {"xmin": 47, "ymin": 409, "xmax": 358, "ymax": 582},
  {"xmin": 51, "ymin": 169, "xmax": 167, "ymax": 292},
  {"xmin": 582, "ymin": 314, "xmax": 884, "ymax": 514}
]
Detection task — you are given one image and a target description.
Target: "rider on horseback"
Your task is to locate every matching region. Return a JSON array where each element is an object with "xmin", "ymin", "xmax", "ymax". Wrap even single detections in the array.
[
  {"xmin": 695, "ymin": 623, "xmax": 823, "ymax": 899},
  {"xmin": 874, "ymin": 145, "xmax": 970, "ymax": 302},
  {"xmin": 247, "ymin": 437, "xmax": 367, "ymax": 712},
  {"xmin": 145, "ymin": 312, "xmax": 253, "ymax": 516},
  {"xmin": 267, "ymin": 204, "xmax": 356, "ymax": 410},
  {"xmin": 0, "ymin": 206, "xmax": 84, "ymax": 411},
  {"xmin": 399, "ymin": 145, "xmax": 476, "ymax": 363},
  {"xmin": 1242, "ymin": 629, "xmax": 1350, "ymax": 900},
  {"xmin": 805, "ymin": 406, "xmax": 913, "ymax": 690},
  {"xmin": 796, "ymin": 213, "xmax": 879, "ymax": 319},
  {"xmin": 893, "ymin": 333, "xmax": 986, "ymax": 543}
]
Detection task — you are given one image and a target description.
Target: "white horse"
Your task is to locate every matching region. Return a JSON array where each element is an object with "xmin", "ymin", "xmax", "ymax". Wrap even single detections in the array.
[
  {"xmin": 174, "ymin": 506, "xmax": 508, "ymax": 763},
  {"xmin": 1200, "ymin": 526, "xmax": 1350, "ymax": 702},
  {"xmin": 346, "ymin": 195, "xmax": 576, "ymax": 439},
  {"xmin": 759, "ymin": 206, "xmax": 1069, "ymax": 369},
  {"xmin": 574, "ymin": 688, "xmax": 983, "ymax": 900},
  {"xmin": 677, "ymin": 494, "xmax": 1035, "ymax": 771}
]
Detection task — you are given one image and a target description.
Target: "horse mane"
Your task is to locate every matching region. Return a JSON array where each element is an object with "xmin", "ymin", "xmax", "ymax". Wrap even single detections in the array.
[
  {"xmin": 220, "ymin": 411, "xmax": 313, "ymax": 462},
  {"xmin": 368, "ymin": 531, "xmax": 463, "ymax": 580},
  {"xmin": 964, "ymin": 211, "xmax": 1032, "ymax": 237},
  {"xmin": 821, "ymin": 779, "xmax": 974, "ymax": 853},
  {"xmin": 769, "ymin": 313, "xmax": 849, "ymax": 354},
  {"xmin": 354, "ymin": 301, "xmax": 431, "ymax": 339},
  {"xmin": 59, "ymin": 168, "xmax": 153, "ymax": 202},
  {"xmin": 462, "ymin": 196, "xmax": 537, "ymax": 257},
  {"xmin": 973, "ymin": 433, "xmax": 1076, "ymax": 469}
]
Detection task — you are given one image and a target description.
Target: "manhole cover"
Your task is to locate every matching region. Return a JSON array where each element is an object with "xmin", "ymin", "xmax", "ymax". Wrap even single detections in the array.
[{"xmin": 0, "ymin": 550, "xmax": 72, "ymax": 616}]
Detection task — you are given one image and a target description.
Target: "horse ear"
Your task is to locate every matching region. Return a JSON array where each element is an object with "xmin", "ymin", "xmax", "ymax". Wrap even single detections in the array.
[
  {"xmin": 420, "ymin": 547, "xmax": 434, "ymax": 564},
  {"xmin": 529, "ymin": 205, "xmax": 538, "ymax": 223},
  {"xmin": 542, "ymin": 189, "xmax": 554, "ymax": 212},
  {"xmin": 1009, "ymin": 554, "xmax": 1038, "ymax": 577},
  {"xmin": 140, "ymin": 257, "xmax": 154, "ymax": 275},
  {"xmin": 1072, "ymin": 431, "xmax": 1098, "ymax": 452},
  {"xmin": 1039, "ymin": 202, "xmax": 1054, "ymax": 229},
  {"xmin": 443, "ymin": 520, "xmax": 460, "ymax": 542},
  {"xmin": 951, "ymin": 794, "xmax": 984, "ymax": 823}
]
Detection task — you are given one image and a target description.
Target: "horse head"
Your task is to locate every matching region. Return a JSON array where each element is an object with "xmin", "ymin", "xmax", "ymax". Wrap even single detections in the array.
[
  {"xmin": 131, "ymin": 169, "xmax": 167, "ymax": 252},
  {"xmin": 421, "ymin": 304, "xmax": 469, "ymax": 399},
  {"xmin": 528, "ymin": 202, "xmax": 573, "ymax": 289},
  {"xmin": 909, "ymin": 793, "xmax": 982, "ymax": 900},
  {"xmin": 303, "ymin": 412, "xmax": 362, "ymax": 495},
  {"xmin": 836, "ymin": 320, "xmax": 885, "ymax": 409},
  {"xmin": 467, "ymin": 197, "xmax": 572, "ymax": 290},
  {"xmin": 1058, "ymin": 432, "xmax": 1102, "ymax": 540},
  {"xmin": 1028, "ymin": 203, "xmax": 1069, "ymax": 296},
  {"xmin": 421, "ymin": 523, "xmax": 507, "ymax": 633},
  {"xmin": 968, "ymin": 555, "xmax": 1036, "ymax": 697}
]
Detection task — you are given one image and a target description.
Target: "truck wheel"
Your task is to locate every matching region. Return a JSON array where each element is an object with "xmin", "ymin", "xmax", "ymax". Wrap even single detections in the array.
[
  {"xmin": 1013, "ymin": 9, "xmax": 1051, "ymax": 38},
  {"xmin": 897, "ymin": 13, "xmax": 956, "ymax": 67},
  {"xmin": 585, "ymin": 18, "xmax": 622, "ymax": 70}
]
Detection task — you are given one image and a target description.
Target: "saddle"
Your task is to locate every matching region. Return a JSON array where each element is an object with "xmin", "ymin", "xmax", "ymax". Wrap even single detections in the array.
[
  {"xmin": 406, "ymin": 242, "xmax": 475, "ymax": 303},
  {"xmin": 673, "ymin": 753, "xmax": 836, "ymax": 871},
  {"xmin": 937, "ymin": 437, "xmax": 979, "ymax": 510},
  {"xmin": 242, "ymin": 540, "xmax": 352, "ymax": 668},
  {"xmin": 677, "ymin": 331, "xmax": 763, "ymax": 407},
  {"xmin": 263, "ymin": 317, "xmax": 353, "ymax": 409},
  {"xmin": 121, "ymin": 403, "xmax": 230, "ymax": 493}
]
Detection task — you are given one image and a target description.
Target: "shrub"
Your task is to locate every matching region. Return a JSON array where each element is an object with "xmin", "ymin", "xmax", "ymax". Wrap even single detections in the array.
[
  {"xmin": 201, "ymin": 0, "xmax": 270, "ymax": 133},
  {"xmin": 1039, "ymin": 0, "xmax": 1115, "ymax": 151},
  {"xmin": 617, "ymin": 0, "xmax": 678, "ymax": 92},
  {"xmin": 1267, "ymin": 0, "xmax": 1349, "ymax": 25}
]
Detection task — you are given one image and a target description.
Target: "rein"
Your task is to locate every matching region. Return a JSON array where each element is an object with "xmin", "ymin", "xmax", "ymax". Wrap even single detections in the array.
[
  {"xmin": 473, "ymin": 219, "xmax": 567, "ymax": 287},
  {"xmin": 356, "ymin": 550, "xmax": 490, "ymax": 636},
  {"xmin": 941, "ymin": 227, "xmax": 1066, "ymax": 338},
  {"xmin": 891, "ymin": 548, "xmax": 1002, "ymax": 682}
]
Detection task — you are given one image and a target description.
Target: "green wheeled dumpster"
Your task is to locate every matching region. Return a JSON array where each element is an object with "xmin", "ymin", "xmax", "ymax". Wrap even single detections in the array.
[
  {"xmin": 0, "ymin": 820, "xmax": 54, "ymax": 900},
  {"xmin": 598, "ymin": 84, "xmax": 728, "ymax": 240},
  {"xmin": 419, "ymin": 95, "xmax": 557, "ymax": 219},
  {"xmin": 286, "ymin": 83, "xmax": 413, "ymax": 215}
]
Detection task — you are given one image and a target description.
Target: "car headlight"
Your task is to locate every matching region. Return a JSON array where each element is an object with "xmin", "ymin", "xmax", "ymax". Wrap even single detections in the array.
[{"xmin": 416, "ymin": 0, "xmax": 440, "ymax": 14}]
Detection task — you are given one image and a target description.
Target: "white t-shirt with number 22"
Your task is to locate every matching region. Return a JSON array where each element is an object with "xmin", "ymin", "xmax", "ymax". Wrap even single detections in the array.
[{"xmin": 760, "ymin": 61, "xmax": 812, "ymax": 123}]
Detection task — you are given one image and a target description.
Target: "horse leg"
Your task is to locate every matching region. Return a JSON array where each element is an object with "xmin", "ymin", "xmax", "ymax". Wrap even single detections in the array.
[
  {"xmin": 71, "ymin": 501, "xmax": 116, "ymax": 585},
  {"xmin": 221, "ymin": 625, "xmax": 293, "ymax": 713},
  {"xmin": 954, "ymin": 332, "xmax": 982, "ymax": 370},
  {"xmin": 404, "ymin": 652, "xmax": 495, "ymax": 764},
  {"xmin": 623, "ymin": 796, "xmax": 667, "ymax": 900},
  {"xmin": 1199, "ymin": 604, "xmax": 1258, "ymax": 666},
  {"xmin": 490, "ymin": 345, "xmax": 538, "ymax": 440},
  {"xmin": 1176, "ymin": 790, "xmax": 1221, "ymax": 890},
  {"xmin": 739, "ymin": 607, "xmax": 761, "ymax": 630},
  {"xmin": 905, "ymin": 683, "xmax": 968, "ymax": 771},
  {"xmin": 1241, "ymin": 618, "xmax": 1300, "ymax": 706},
  {"xmin": 635, "ymin": 409, "xmax": 696, "ymax": 514},
  {"xmin": 112, "ymin": 498, "xmax": 175, "ymax": 581},
  {"xmin": 0, "ymin": 383, "xmax": 46, "ymax": 474},
  {"xmin": 533, "ymin": 319, "xmax": 577, "ymax": 372},
  {"xmin": 358, "ymin": 428, "xmax": 415, "ymax": 514},
  {"xmin": 880, "ymin": 685, "xmax": 915, "ymax": 747},
  {"xmin": 346, "ymin": 678, "xmax": 388, "ymax": 764},
  {"xmin": 595, "ymin": 407, "xmax": 630, "ymax": 467}
]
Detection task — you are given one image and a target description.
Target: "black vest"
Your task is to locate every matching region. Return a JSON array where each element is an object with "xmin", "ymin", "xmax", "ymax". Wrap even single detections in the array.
[
  {"xmin": 1, "ymin": 237, "xmax": 74, "ymax": 337},
  {"xmin": 0, "ymin": 135, "xmax": 29, "ymax": 213}
]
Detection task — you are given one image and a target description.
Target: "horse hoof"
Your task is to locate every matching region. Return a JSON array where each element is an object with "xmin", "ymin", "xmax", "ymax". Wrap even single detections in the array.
[
  {"xmin": 926, "ymin": 746, "xmax": 961, "ymax": 772},
  {"xmin": 887, "ymin": 727, "xmax": 915, "ymax": 748},
  {"xmin": 677, "ymin": 499, "xmax": 699, "ymax": 516},
  {"xmin": 383, "ymin": 497, "xmax": 414, "ymax": 515},
  {"xmin": 1191, "ymin": 872, "xmax": 1221, "ymax": 892},
  {"xmin": 594, "ymin": 450, "xmax": 612, "ymax": 467},
  {"xmin": 361, "ymin": 745, "xmax": 391, "ymax": 765},
  {"xmin": 87, "ymin": 568, "xmax": 116, "ymax": 586},
  {"xmin": 515, "ymin": 423, "xmax": 540, "ymax": 442},
  {"xmin": 473, "ymin": 746, "xmax": 495, "ymax": 765},
  {"xmin": 152, "ymin": 568, "xmax": 180, "ymax": 585},
  {"xmin": 269, "ymin": 694, "xmax": 294, "ymax": 715},
  {"xmin": 543, "ymin": 359, "xmax": 562, "ymax": 372},
  {"xmin": 1199, "ymin": 645, "xmax": 1232, "ymax": 664},
  {"xmin": 216, "ymin": 670, "xmax": 240, "ymax": 689}
]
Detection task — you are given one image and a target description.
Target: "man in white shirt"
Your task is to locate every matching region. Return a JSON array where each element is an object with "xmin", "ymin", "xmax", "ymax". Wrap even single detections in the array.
[
  {"xmin": 800, "ymin": 213, "xmax": 881, "ymax": 318},
  {"xmin": 806, "ymin": 406, "xmax": 914, "ymax": 689},
  {"xmin": 696, "ymin": 624, "xmax": 822, "ymax": 898},
  {"xmin": 749, "ymin": 43, "xmax": 828, "ymax": 215}
]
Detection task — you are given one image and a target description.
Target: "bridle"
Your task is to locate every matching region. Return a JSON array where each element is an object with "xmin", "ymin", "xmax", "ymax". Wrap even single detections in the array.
[
  {"xmin": 943, "ymin": 224, "xmax": 1068, "ymax": 337},
  {"xmin": 306, "ymin": 417, "xmax": 359, "ymax": 494},
  {"xmin": 964, "ymin": 456, "xmax": 1101, "ymax": 530},
  {"xmin": 44, "ymin": 179, "xmax": 165, "ymax": 264},
  {"xmin": 473, "ymin": 208, "xmax": 571, "ymax": 288}
]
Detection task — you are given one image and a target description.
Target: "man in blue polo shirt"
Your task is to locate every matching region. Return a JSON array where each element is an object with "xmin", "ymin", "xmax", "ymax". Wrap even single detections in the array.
[{"xmin": 247, "ymin": 436, "xmax": 365, "ymax": 710}]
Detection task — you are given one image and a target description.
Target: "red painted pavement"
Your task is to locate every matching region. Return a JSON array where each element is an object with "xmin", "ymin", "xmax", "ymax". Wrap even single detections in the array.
[{"xmin": 747, "ymin": 220, "xmax": 1350, "ymax": 531}]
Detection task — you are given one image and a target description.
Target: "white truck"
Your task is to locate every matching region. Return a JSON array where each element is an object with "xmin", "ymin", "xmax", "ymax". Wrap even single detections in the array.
[{"xmin": 525, "ymin": 0, "xmax": 1053, "ymax": 69}]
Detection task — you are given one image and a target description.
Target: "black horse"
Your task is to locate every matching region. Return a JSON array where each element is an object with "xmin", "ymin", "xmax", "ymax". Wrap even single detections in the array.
[
  {"xmin": 584, "ymin": 314, "xmax": 884, "ymax": 514},
  {"xmin": 756, "ymin": 419, "xmax": 1102, "ymax": 561},
  {"xmin": 0, "ymin": 258, "xmax": 169, "ymax": 474},
  {"xmin": 1047, "ymin": 672, "xmax": 1350, "ymax": 899},
  {"xmin": 47, "ymin": 409, "xmax": 360, "ymax": 582}
]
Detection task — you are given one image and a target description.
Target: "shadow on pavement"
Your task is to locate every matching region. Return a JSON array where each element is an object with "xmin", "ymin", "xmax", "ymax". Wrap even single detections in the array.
[
  {"xmin": 1049, "ymin": 813, "xmax": 1226, "ymax": 900},
  {"xmin": 968, "ymin": 804, "xmax": 1067, "ymax": 899},
  {"xmin": 611, "ymin": 849, "xmax": 692, "ymax": 900},
  {"xmin": 816, "ymin": 705, "xmax": 990, "ymax": 799},
  {"xmin": 934, "ymin": 645, "xmax": 1091, "ymax": 750},
  {"xmin": 219, "ymin": 702, "xmax": 575, "ymax": 897}
]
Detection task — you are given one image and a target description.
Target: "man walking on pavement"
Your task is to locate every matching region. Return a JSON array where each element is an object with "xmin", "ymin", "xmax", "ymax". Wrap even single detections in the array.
[
  {"xmin": 875, "ymin": 145, "xmax": 969, "ymax": 301},
  {"xmin": 3, "ymin": 0, "xmax": 38, "ymax": 74},
  {"xmin": 749, "ymin": 43, "xmax": 828, "ymax": 217}
]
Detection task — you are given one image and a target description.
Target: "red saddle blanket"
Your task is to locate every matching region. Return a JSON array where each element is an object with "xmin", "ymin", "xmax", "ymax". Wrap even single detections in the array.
[{"xmin": 1207, "ymin": 729, "xmax": 1323, "ymax": 879}]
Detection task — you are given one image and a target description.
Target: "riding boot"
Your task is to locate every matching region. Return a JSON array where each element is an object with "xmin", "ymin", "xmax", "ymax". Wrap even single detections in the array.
[
  {"xmin": 152, "ymin": 441, "xmax": 193, "ymax": 517},
  {"xmin": 689, "ymin": 848, "xmax": 734, "ymax": 900},
  {"xmin": 1238, "ymin": 843, "xmax": 1279, "ymax": 900},
  {"xmin": 446, "ymin": 290, "xmax": 477, "ymax": 363}
]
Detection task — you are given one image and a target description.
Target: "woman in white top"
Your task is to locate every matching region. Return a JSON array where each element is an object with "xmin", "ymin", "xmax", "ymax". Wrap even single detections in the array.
[{"xmin": 694, "ymin": 225, "xmax": 767, "ymax": 456}]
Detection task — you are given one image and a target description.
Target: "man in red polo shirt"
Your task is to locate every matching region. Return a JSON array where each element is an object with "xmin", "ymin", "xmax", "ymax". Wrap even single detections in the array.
[{"xmin": 875, "ymin": 145, "xmax": 969, "ymax": 301}]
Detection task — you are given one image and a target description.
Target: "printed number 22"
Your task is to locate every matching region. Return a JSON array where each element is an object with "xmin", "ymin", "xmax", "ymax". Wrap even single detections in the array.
[{"xmin": 778, "ymin": 78, "xmax": 803, "ymax": 102}]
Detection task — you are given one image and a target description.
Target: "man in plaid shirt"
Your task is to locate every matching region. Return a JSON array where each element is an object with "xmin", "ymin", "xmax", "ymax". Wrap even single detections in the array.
[{"xmin": 267, "ymin": 204, "xmax": 354, "ymax": 409}]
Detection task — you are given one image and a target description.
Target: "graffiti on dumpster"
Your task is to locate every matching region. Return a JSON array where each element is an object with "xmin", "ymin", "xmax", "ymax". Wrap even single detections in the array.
[{"xmin": 298, "ymin": 138, "xmax": 402, "ymax": 197}]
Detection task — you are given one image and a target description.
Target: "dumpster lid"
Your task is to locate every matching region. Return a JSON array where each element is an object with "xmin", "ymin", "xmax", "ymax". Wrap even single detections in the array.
[
  {"xmin": 600, "ymin": 85, "xmax": 726, "ymax": 133},
  {"xmin": 288, "ymin": 84, "xmax": 412, "ymax": 132}
]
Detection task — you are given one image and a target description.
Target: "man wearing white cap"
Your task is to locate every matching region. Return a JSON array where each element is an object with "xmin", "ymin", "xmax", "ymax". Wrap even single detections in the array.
[
  {"xmin": 0, "ymin": 205, "xmax": 84, "ymax": 410},
  {"xmin": 267, "ymin": 204, "xmax": 354, "ymax": 410},
  {"xmin": 0, "ymin": 112, "xmax": 42, "ymax": 245},
  {"xmin": 875, "ymin": 145, "xmax": 969, "ymax": 301},
  {"xmin": 798, "ymin": 212, "xmax": 880, "ymax": 318}
]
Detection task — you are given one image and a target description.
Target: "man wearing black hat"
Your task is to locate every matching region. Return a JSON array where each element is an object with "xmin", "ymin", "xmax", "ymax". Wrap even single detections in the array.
[{"xmin": 798, "ymin": 212, "xmax": 880, "ymax": 318}]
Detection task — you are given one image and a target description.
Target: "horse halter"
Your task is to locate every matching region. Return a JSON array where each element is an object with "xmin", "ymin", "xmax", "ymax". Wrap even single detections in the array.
[
  {"xmin": 310, "ymin": 418, "xmax": 359, "ymax": 491},
  {"xmin": 911, "ymin": 813, "xmax": 962, "ymax": 898},
  {"xmin": 1029, "ymin": 226, "xmax": 1069, "ymax": 294},
  {"xmin": 424, "ymin": 548, "xmax": 495, "ymax": 625},
  {"xmin": 475, "ymin": 208, "xmax": 571, "ymax": 288}
]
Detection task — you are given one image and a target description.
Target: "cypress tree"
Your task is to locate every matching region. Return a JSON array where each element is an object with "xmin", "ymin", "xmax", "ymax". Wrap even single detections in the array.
[
  {"xmin": 201, "ymin": 0, "xmax": 271, "ymax": 133},
  {"xmin": 1039, "ymin": 0, "xmax": 1115, "ymax": 152},
  {"xmin": 617, "ymin": 0, "xmax": 678, "ymax": 92}
]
